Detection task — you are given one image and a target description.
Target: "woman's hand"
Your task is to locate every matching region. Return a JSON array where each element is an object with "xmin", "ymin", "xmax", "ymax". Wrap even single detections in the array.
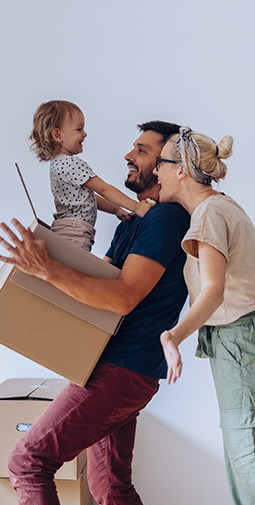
[
  {"xmin": 160, "ymin": 330, "xmax": 183, "ymax": 385},
  {"xmin": 0, "ymin": 218, "xmax": 52, "ymax": 280}
]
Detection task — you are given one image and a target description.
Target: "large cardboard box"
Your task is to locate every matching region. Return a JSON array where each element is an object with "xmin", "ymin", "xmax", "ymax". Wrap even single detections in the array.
[
  {"xmin": 0, "ymin": 469, "xmax": 92, "ymax": 505},
  {"xmin": 0, "ymin": 221, "xmax": 123, "ymax": 386},
  {"xmin": 0, "ymin": 378, "xmax": 87, "ymax": 480}
]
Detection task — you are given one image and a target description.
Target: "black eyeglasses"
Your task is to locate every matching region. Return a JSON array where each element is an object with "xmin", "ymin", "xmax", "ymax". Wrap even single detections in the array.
[{"xmin": 155, "ymin": 156, "xmax": 178, "ymax": 172}]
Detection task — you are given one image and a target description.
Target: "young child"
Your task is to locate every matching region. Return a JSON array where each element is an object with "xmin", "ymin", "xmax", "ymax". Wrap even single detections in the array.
[{"xmin": 29, "ymin": 100, "xmax": 152, "ymax": 251}]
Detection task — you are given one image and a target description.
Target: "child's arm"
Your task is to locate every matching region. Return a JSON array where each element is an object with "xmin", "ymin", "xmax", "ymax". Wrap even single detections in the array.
[
  {"xmin": 84, "ymin": 176, "xmax": 151, "ymax": 217},
  {"xmin": 96, "ymin": 195, "xmax": 131, "ymax": 221}
]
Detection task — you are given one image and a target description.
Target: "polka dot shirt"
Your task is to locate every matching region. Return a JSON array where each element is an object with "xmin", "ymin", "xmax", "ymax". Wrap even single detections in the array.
[{"xmin": 50, "ymin": 155, "xmax": 97, "ymax": 226}]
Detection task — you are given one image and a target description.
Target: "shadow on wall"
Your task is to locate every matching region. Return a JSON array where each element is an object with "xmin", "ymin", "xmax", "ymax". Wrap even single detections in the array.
[{"xmin": 133, "ymin": 410, "xmax": 231, "ymax": 505}]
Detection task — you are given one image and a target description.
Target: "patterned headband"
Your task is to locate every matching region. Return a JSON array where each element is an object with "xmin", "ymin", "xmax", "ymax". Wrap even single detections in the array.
[{"xmin": 176, "ymin": 126, "xmax": 213, "ymax": 185}]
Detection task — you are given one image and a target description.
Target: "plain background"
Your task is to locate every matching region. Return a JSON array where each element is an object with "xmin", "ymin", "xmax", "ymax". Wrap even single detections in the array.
[{"xmin": 0, "ymin": 1, "xmax": 254, "ymax": 503}]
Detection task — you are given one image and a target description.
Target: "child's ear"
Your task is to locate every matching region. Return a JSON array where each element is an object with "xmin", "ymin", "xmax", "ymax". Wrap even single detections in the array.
[{"xmin": 51, "ymin": 128, "xmax": 62, "ymax": 143}]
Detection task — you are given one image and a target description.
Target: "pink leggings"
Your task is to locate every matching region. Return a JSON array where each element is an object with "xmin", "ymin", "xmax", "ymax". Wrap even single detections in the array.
[{"xmin": 8, "ymin": 363, "xmax": 159, "ymax": 505}]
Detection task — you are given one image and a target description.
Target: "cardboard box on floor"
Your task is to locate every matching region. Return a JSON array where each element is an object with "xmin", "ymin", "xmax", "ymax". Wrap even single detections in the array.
[
  {"xmin": 0, "ymin": 378, "xmax": 87, "ymax": 480},
  {"xmin": 0, "ymin": 220, "xmax": 123, "ymax": 386},
  {"xmin": 0, "ymin": 470, "xmax": 92, "ymax": 505}
]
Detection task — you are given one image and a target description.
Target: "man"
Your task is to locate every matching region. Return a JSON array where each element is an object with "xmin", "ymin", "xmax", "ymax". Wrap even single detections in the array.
[{"xmin": 0, "ymin": 121, "xmax": 190, "ymax": 505}]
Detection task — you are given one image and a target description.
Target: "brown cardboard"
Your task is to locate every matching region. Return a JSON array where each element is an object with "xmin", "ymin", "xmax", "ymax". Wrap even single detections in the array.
[
  {"xmin": 0, "ymin": 469, "xmax": 93, "ymax": 505},
  {"xmin": 0, "ymin": 378, "xmax": 86, "ymax": 480},
  {"xmin": 0, "ymin": 220, "xmax": 123, "ymax": 386}
]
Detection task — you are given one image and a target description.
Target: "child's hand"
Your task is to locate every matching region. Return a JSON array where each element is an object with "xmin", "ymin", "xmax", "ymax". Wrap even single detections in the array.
[
  {"xmin": 115, "ymin": 207, "xmax": 132, "ymax": 221},
  {"xmin": 134, "ymin": 199, "xmax": 156, "ymax": 218},
  {"xmin": 145, "ymin": 198, "xmax": 157, "ymax": 206}
]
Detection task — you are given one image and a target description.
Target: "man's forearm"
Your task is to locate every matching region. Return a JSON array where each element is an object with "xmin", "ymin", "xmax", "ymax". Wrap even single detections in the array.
[
  {"xmin": 43, "ymin": 258, "xmax": 129, "ymax": 314},
  {"xmin": 0, "ymin": 220, "xmax": 127, "ymax": 314},
  {"xmin": 0, "ymin": 220, "xmax": 164, "ymax": 318}
]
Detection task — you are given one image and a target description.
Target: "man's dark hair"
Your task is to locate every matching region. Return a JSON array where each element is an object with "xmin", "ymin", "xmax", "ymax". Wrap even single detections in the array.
[{"xmin": 137, "ymin": 120, "xmax": 180, "ymax": 145}]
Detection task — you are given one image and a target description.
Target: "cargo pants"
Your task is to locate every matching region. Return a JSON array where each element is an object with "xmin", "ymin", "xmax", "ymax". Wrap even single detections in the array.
[{"xmin": 197, "ymin": 312, "xmax": 255, "ymax": 505}]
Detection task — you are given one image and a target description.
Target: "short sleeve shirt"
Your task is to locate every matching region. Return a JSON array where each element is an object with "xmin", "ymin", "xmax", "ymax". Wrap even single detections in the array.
[
  {"xmin": 101, "ymin": 203, "xmax": 190, "ymax": 379},
  {"xmin": 50, "ymin": 155, "xmax": 97, "ymax": 226},
  {"xmin": 182, "ymin": 194, "xmax": 255, "ymax": 325}
]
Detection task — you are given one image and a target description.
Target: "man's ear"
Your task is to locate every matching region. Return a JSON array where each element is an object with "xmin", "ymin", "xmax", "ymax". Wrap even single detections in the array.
[{"xmin": 51, "ymin": 128, "xmax": 62, "ymax": 143}]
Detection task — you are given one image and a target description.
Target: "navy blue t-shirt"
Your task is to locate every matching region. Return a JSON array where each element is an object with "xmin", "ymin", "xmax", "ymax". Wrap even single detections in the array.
[{"xmin": 100, "ymin": 203, "xmax": 190, "ymax": 379}]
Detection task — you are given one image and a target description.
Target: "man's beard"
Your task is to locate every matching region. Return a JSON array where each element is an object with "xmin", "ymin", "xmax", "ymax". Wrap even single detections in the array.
[{"xmin": 125, "ymin": 170, "xmax": 157, "ymax": 194}]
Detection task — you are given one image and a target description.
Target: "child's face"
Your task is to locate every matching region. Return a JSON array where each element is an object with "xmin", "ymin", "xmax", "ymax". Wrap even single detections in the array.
[{"xmin": 58, "ymin": 110, "xmax": 87, "ymax": 156}]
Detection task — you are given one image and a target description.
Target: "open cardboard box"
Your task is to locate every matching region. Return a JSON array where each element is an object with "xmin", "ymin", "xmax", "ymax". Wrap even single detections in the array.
[
  {"xmin": 0, "ymin": 378, "xmax": 87, "ymax": 480},
  {"xmin": 0, "ymin": 221, "xmax": 123, "ymax": 386}
]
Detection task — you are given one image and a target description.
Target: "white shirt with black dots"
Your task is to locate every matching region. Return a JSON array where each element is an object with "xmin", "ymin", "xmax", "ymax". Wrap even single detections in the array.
[{"xmin": 50, "ymin": 155, "xmax": 97, "ymax": 226}]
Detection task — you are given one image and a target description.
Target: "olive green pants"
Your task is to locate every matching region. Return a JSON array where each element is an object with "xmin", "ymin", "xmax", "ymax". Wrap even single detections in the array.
[{"xmin": 197, "ymin": 312, "xmax": 255, "ymax": 505}]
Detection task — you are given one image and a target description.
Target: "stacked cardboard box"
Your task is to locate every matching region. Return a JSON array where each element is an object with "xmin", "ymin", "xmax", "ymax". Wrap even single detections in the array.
[
  {"xmin": 0, "ymin": 474, "xmax": 92, "ymax": 505},
  {"xmin": 0, "ymin": 378, "xmax": 92, "ymax": 504}
]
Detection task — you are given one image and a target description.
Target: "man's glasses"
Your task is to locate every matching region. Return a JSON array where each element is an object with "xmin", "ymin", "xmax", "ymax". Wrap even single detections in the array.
[{"xmin": 155, "ymin": 156, "xmax": 179, "ymax": 172}]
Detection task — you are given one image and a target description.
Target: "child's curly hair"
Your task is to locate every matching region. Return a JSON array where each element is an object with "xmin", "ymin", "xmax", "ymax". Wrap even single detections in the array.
[{"xmin": 29, "ymin": 100, "xmax": 83, "ymax": 161}]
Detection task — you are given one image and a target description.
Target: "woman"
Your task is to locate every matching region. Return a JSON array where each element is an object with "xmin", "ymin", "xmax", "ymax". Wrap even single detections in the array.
[{"xmin": 154, "ymin": 126, "xmax": 255, "ymax": 505}]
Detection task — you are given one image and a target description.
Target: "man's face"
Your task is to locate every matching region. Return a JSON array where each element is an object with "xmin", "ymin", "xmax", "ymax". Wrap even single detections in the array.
[{"xmin": 124, "ymin": 131, "xmax": 164, "ymax": 194}]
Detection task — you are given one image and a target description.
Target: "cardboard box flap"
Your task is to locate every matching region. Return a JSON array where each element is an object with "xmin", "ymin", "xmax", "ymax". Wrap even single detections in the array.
[
  {"xmin": 0, "ymin": 263, "xmax": 13, "ymax": 289},
  {"xmin": 29, "ymin": 378, "xmax": 68, "ymax": 399},
  {"xmin": 0, "ymin": 378, "xmax": 68, "ymax": 400},
  {"xmin": 0, "ymin": 378, "xmax": 46, "ymax": 399},
  {"xmin": 10, "ymin": 221, "xmax": 123, "ymax": 335}
]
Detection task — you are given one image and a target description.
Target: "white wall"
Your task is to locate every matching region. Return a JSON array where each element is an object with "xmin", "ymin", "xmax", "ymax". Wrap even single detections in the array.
[{"xmin": 0, "ymin": 1, "xmax": 254, "ymax": 503}]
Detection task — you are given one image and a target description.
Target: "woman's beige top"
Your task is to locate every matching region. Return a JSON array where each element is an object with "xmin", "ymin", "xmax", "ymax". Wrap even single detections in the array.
[{"xmin": 182, "ymin": 194, "xmax": 255, "ymax": 325}]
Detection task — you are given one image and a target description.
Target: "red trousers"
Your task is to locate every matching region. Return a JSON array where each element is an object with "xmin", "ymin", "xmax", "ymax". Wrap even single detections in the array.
[{"xmin": 8, "ymin": 363, "xmax": 159, "ymax": 505}]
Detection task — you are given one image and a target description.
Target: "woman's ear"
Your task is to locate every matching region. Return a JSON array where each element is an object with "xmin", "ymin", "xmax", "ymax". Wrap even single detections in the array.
[
  {"xmin": 177, "ymin": 165, "xmax": 186, "ymax": 179},
  {"xmin": 51, "ymin": 128, "xmax": 62, "ymax": 143}
]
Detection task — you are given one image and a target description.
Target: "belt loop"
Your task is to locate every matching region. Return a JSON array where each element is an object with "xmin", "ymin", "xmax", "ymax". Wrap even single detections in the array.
[
  {"xmin": 205, "ymin": 325, "xmax": 214, "ymax": 358},
  {"xmin": 252, "ymin": 313, "xmax": 255, "ymax": 330},
  {"xmin": 206, "ymin": 325, "xmax": 212, "ymax": 341},
  {"xmin": 196, "ymin": 325, "xmax": 214, "ymax": 358}
]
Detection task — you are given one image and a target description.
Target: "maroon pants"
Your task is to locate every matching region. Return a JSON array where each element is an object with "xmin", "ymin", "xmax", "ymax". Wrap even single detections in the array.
[{"xmin": 8, "ymin": 363, "xmax": 159, "ymax": 505}]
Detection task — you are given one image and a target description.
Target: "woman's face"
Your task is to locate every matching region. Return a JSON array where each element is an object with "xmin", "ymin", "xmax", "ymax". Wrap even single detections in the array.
[{"xmin": 153, "ymin": 140, "xmax": 180, "ymax": 203}]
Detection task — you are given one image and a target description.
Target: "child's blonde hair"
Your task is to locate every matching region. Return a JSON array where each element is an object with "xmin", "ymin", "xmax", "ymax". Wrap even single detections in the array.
[{"xmin": 29, "ymin": 100, "xmax": 83, "ymax": 161}]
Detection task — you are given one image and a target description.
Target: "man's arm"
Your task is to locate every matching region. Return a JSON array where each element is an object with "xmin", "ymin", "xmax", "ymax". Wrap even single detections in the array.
[{"xmin": 0, "ymin": 219, "xmax": 165, "ymax": 315}]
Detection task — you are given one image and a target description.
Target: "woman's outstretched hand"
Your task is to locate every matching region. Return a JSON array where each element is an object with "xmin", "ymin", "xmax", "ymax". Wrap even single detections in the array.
[
  {"xmin": 160, "ymin": 330, "xmax": 183, "ymax": 385},
  {"xmin": 0, "ymin": 218, "xmax": 51, "ymax": 280}
]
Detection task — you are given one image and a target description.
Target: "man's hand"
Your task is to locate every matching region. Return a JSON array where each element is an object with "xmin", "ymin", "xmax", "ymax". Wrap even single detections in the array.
[
  {"xmin": 0, "ymin": 219, "xmax": 52, "ymax": 280},
  {"xmin": 160, "ymin": 330, "xmax": 183, "ymax": 385}
]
